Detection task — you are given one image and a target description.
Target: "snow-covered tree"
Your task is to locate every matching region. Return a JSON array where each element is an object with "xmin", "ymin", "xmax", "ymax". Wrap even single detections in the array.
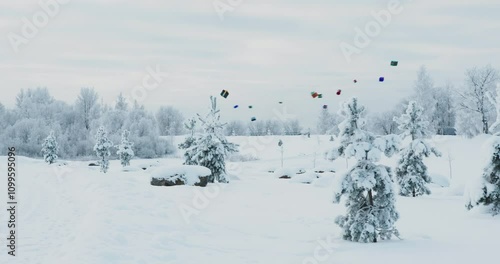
[
  {"xmin": 76, "ymin": 87, "xmax": 100, "ymax": 130},
  {"xmin": 156, "ymin": 106, "xmax": 185, "ymax": 136},
  {"xmin": 433, "ymin": 83, "xmax": 456, "ymax": 135},
  {"xmin": 115, "ymin": 92, "xmax": 128, "ymax": 111},
  {"xmin": 317, "ymin": 108, "xmax": 339, "ymax": 135},
  {"xmin": 116, "ymin": 130, "xmax": 134, "ymax": 167},
  {"xmin": 179, "ymin": 118, "xmax": 198, "ymax": 165},
  {"xmin": 369, "ymin": 109, "xmax": 400, "ymax": 135},
  {"xmin": 394, "ymin": 101, "xmax": 441, "ymax": 197},
  {"xmin": 457, "ymin": 65, "xmax": 498, "ymax": 134},
  {"xmin": 283, "ymin": 119, "xmax": 302, "ymax": 135},
  {"xmin": 467, "ymin": 137, "xmax": 500, "ymax": 215},
  {"xmin": 413, "ymin": 66, "xmax": 438, "ymax": 132},
  {"xmin": 225, "ymin": 120, "xmax": 246, "ymax": 136},
  {"xmin": 487, "ymin": 83, "xmax": 500, "ymax": 135},
  {"xmin": 94, "ymin": 126, "xmax": 113, "ymax": 173},
  {"xmin": 41, "ymin": 131, "xmax": 59, "ymax": 164},
  {"xmin": 188, "ymin": 96, "xmax": 238, "ymax": 183},
  {"xmin": 329, "ymin": 97, "xmax": 400, "ymax": 243}
]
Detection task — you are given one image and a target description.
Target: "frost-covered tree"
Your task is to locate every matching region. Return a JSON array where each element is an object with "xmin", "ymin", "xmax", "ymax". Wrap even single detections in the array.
[
  {"xmin": 317, "ymin": 108, "xmax": 339, "ymax": 135},
  {"xmin": 413, "ymin": 66, "xmax": 438, "ymax": 132},
  {"xmin": 116, "ymin": 130, "xmax": 134, "ymax": 167},
  {"xmin": 283, "ymin": 119, "xmax": 302, "ymax": 135},
  {"xmin": 433, "ymin": 83, "xmax": 456, "ymax": 135},
  {"xmin": 189, "ymin": 96, "xmax": 238, "ymax": 183},
  {"xmin": 329, "ymin": 97, "xmax": 400, "ymax": 243},
  {"xmin": 179, "ymin": 118, "xmax": 197, "ymax": 165},
  {"xmin": 156, "ymin": 106, "xmax": 184, "ymax": 136},
  {"xmin": 225, "ymin": 120, "xmax": 246, "ymax": 136},
  {"xmin": 41, "ymin": 131, "xmax": 59, "ymax": 164},
  {"xmin": 76, "ymin": 87, "xmax": 100, "ymax": 130},
  {"xmin": 369, "ymin": 109, "xmax": 400, "ymax": 135},
  {"xmin": 394, "ymin": 101, "xmax": 441, "ymax": 197},
  {"xmin": 94, "ymin": 126, "xmax": 113, "ymax": 173},
  {"xmin": 467, "ymin": 137, "xmax": 500, "ymax": 215},
  {"xmin": 487, "ymin": 83, "xmax": 500, "ymax": 135},
  {"xmin": 115, "ymin": 92, "xmax": 128, "ymax": 111},
  {"xmin": 457, "ymin": 65, "xmax": 498, "ymax": 134}
]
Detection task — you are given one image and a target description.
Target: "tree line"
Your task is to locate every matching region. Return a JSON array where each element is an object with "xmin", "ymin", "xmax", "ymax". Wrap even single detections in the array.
[{"xmin": 317, "ymin": 64, "xmax": 499, "ymax": 138}]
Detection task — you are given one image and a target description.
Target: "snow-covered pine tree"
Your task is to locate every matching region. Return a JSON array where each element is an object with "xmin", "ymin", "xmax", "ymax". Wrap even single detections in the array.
[
  {"xmin": 329, "ymin": 97, "xmax": 400, "ymax": 243},
  {"xmin": 189, "ymin": 96, "xmax": 238, "ymax": 183},
  {"xmin": 116, "ymin": 130, "xmax": 134, "ymax": 167},
  {"xmin": 41, "ymin": 131, "xmax": 59, "ymax": 164},
  {"xmin": 394, "ymin": 101, "xmax": 441, "ymax": 197},
  {"xmin": 466, "ymin": 137, "xmax": 500, "ymax": 215},
  {"xmin": 94, "ymin": 126, "xmax": 113, "ymax": 173},
  {"xmin": 178, "ymin": 118, "xmax": 198, "ymax": 165}
]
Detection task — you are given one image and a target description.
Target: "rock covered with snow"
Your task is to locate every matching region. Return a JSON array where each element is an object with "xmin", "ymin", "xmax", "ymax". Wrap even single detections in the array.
[
  {"xmin": 150, "ymin": 165, "xmax": 212, "ymax": 187},
  {"xmin": 273, "ymin": 167, "xmax": 305, "ymax": 179},
  {"xmin": 314, "ymin": 165, "xmax": 336, "ymax": 173}
]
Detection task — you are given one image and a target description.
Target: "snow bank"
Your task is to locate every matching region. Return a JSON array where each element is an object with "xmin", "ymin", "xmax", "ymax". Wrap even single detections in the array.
[{"xmin": 150, "ymin": 165, "xmax": 211, "ymax": 186}]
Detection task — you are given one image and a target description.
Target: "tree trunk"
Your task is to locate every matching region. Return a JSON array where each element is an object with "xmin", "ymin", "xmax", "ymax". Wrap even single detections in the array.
[
  {"xmin": 368, "ymin": 189, "xmax": 377, "ymax": 243},
  {"xmin": 483, "ymin": 115, "xmax": 489, "ymax": 134},
  {"xmin": 368, "ymin": 190, "xmax": 374, "ymax": 206}
]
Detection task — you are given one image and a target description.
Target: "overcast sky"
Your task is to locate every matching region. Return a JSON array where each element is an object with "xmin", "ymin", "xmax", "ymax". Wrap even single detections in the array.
[{"xmin": 1, "ymin": 0, "xmax": 499, "ymax": 128}]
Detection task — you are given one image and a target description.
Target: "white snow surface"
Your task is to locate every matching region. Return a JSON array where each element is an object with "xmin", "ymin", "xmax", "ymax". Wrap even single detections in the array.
[
  {"xmin": 0, "ymin": 135, "xmax": 498, "ymax": 264},
  {"xmin": 151, "ymin": 165, "xmax": 211, "ymax": 185}
]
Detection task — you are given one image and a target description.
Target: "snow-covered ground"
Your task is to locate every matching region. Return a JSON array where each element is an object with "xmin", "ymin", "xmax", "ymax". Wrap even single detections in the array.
[{"xmin": 0, "ymin": 135, "xmax": 498, "ymax": 264}]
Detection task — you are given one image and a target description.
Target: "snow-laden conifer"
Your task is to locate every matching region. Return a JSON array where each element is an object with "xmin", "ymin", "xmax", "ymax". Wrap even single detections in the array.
[
  {"xmin": 394, "ymin": 101, "xmax": 441, "ymax": 197},
  {"xmin": 188, "ymin": 96, "xmax": 238, "ymax": 183},
  {"xmin": 466, "ymin": 137, "xmax": 500, "ymax": 215},
  {"xmin": 117, "ymin": 130, "xmax": 134, "ymax": 167},
  {"xmin": 41, "ymin": 131, "xmax": 59, "ymax": 164},
  {"xmin": 329, "ymin": 97, "xmax": 400, "ymax": 243},
  {"xmin": 94, "ymin": 126, "xmax": 113, "ymax": 173}
]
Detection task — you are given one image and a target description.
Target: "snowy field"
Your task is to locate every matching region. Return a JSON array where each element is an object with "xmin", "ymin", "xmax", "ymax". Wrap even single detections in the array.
[{"xmin": 0, "ymin": 135, "xmax": 498, "ymax": 264}]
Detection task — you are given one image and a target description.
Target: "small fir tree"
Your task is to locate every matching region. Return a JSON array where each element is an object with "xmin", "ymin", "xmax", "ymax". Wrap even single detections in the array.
[
  {"xmin": 188, "ymin": 96, "xmax": 238, "ymax": 183},
  {"xmin": 329, "ymin": 97, "xmax": 400, "ymax": 243},
  {"xmin": 394, "ymin": 101, "xmax": 441, "ymax": 197},
  {"xmin": 178, "ymin": 118, "xmax": 198, "ymax": 165},
  {"xmin": 117, "ymin": 130, "xmax": 134, "ymax": 167},
  {"xmin": 41, "ymin": 131, "xmax": 59, "ymax": 164},
  {"xmin": 466, "ymin": 137, "xmax": 500, "ymax": 215},
  {"xmin": 94, "ymin": 126, "xmax": 113, "ymax": 173}
]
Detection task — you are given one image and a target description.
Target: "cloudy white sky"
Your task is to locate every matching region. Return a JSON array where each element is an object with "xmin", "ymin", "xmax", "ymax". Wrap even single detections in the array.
[{"xmin": 1, "ymin": 0, "xmax": 499, "ymax": 128}]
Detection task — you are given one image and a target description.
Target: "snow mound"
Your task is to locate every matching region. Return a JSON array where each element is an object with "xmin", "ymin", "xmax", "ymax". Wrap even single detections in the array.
[
  {"xmin": 312, "ymin": 174, "xmax": 335, "ymax": 187},
  {"xmin": 137, "ymin": 160, "xmax": 161, "ymax": 170},
  {"xmin": 291, "ymin": 171, "xmax": 318, "ymax": 184},
  {"xmin": 150, "ymin": 165, "xmax": 211, "ymax": 186},
  {"xmin": 430, "ymin": 174, "xmax": 450, "ymax": 187}
]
